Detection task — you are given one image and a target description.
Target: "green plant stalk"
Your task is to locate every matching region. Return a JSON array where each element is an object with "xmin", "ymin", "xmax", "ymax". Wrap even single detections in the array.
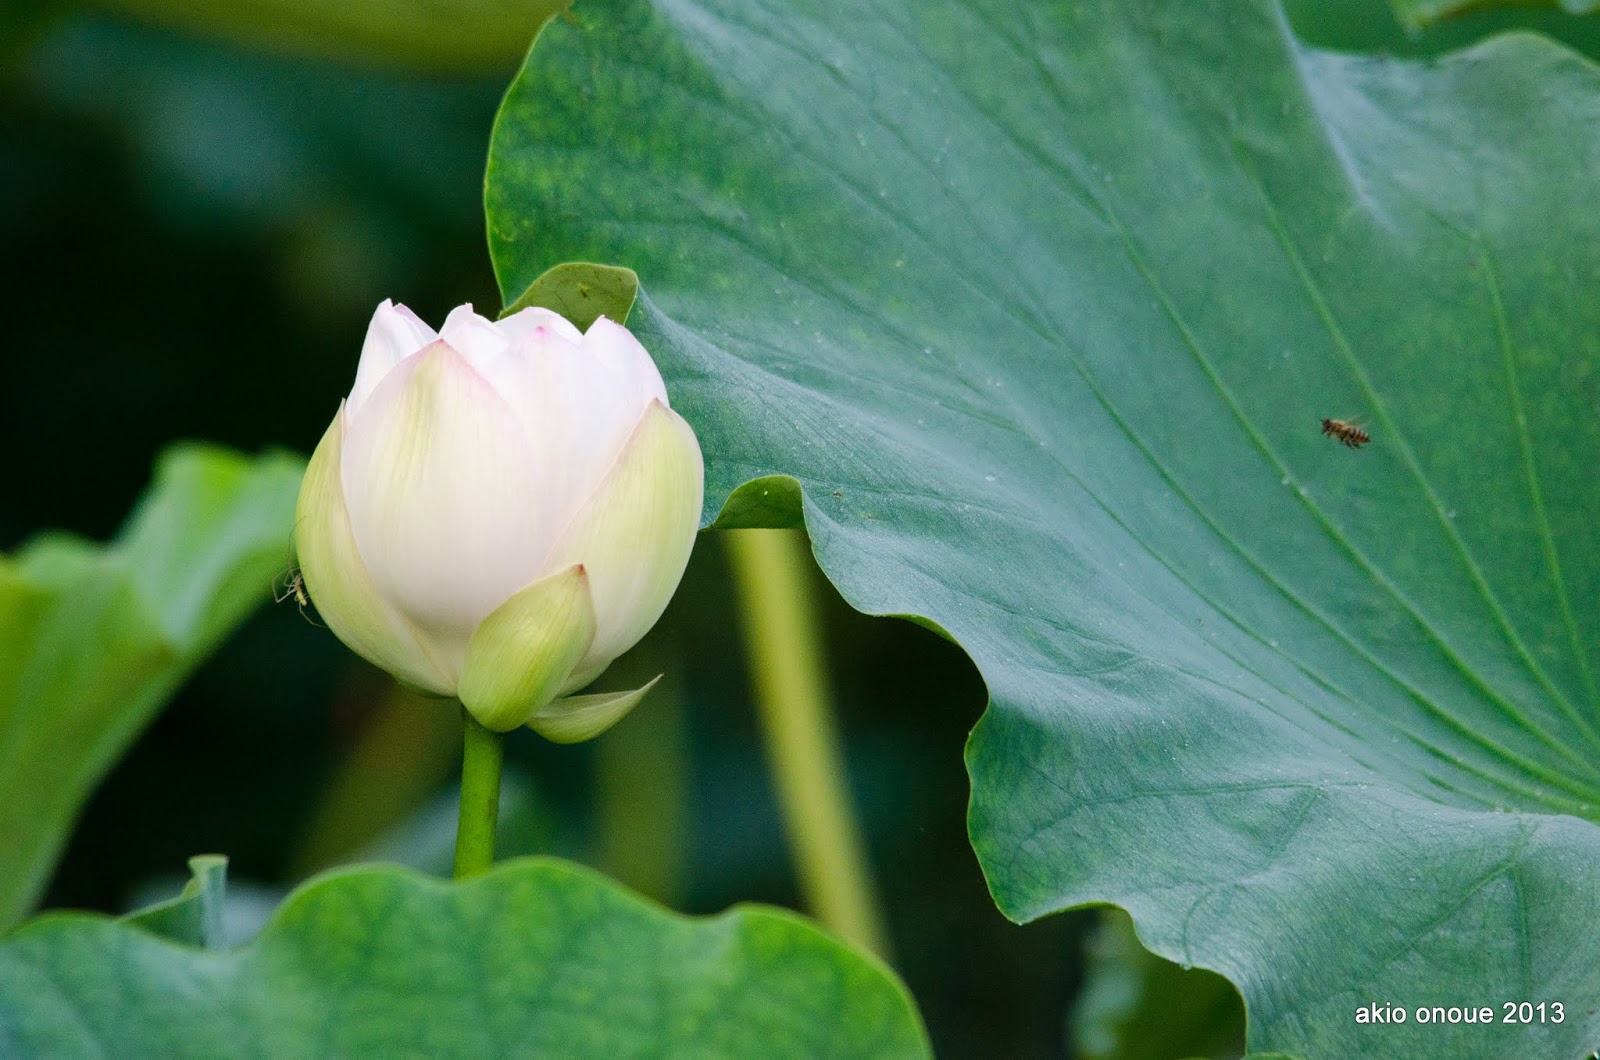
[
  {"xmin": 725, "ymin": 528, "xmax": 892, "ymax": 961},
  {"xmin": 453, "ymin": 706, "xmax": 504, "ymax": 880}
]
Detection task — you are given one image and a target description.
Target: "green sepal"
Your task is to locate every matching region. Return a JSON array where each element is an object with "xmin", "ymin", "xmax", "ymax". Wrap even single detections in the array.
[
  {"xmin": 458, "ymin": 564, "xmax": 596, "ymax": 732},
  {"xmin": 499, "ymin": 261, "xmax": 639, "ymax": 331},
  {"xmin": 528, "ymin": 674, "xmax": 662, "ymax": 744}
]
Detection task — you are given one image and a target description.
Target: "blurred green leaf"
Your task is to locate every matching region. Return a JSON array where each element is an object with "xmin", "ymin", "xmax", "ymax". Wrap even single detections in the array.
[
  {"xmin": 0, "ymin": 857, "xmax": 930, "ymax": 1058},
  {"xmin": 121, "ymin": 855, "xmax": 228, "ymax": 949},
  {"xmin": 487, "ymin": 1, "xmax": 1600, "ymax": 1057},
  {"xmin": 86, "ymin": 0, "xmax": 569, "ymax": 72},
  {"xmin": 1072, "ymin": 909, "xmax": 1244, "ymax": 1060},
  {"xmin": 287, "ymin": 684, "xmax": 464, "ymax": 878},
  {"xmin": 21, "ymin": 20, "xmax": 504, "ymax": 230},
  {"xmin": 0, "ymin": 445, "xmax": 302, "ymax": 931},
  {"xmin": 1385, "ymin": 0, "xmax": 1597, "ymax": 32},
  {"xmin": 0, "ymin": 0, "xmax": 60, "ymax": 65}
]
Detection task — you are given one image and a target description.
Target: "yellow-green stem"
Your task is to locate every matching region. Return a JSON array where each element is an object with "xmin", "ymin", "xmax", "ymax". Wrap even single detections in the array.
[
  {"xmin": 726, "ymin": 528, "xmax": 892, "ymax": 961},
  {"xmin": 453, "ymin": 706, "xmax": 504, "ymax": 880}
]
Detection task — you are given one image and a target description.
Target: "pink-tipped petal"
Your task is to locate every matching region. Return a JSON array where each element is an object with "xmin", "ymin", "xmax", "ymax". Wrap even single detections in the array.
[
  {"xmin": 350, "ymin": 300, "xmax": 438, "ymax": 415},
  {"xmin": 498, "ymin": 305, "xmax": 584, "ymax": 347}
]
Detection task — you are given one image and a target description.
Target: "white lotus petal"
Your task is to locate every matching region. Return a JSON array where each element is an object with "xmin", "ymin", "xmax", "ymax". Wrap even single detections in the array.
[
  {"xmin": 498, "ymin": 305, "xmax": 584, "ymax": 347},
  {"xmin": 295, "ymin": 406, "xmax": 454, "ymax": 695},
  {"xmin": 438, "ymin": 303, "xmax": 511, "ymax": 376},
  {"xmin": 546, "ymin": 400, "xmax": 703, "ymax": 679},
  {"xmin": 350, "ymin": 300, "xmax": 438, "ymax": 415},
  {"xmin": 340, "ymin": 341, "xmax": 549, "ymax": 680},
  {"xmin": 583, "ymin": 316, "xmax": 669, "ymax": 411},
  {"xmin": 490, "ymin": 333, "xmax": 641, "ymax": 533}
]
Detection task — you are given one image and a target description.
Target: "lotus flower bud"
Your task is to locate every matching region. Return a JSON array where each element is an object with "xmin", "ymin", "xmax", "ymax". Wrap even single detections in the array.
[{"xmin": 295, "ymin": 300, "xmax": 703, "ymax": 737}]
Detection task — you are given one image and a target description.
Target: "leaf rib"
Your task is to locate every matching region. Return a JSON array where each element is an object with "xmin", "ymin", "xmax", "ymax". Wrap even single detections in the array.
[
  {"xmin": 1235, "ymin": 156, "xmax": 1600, "ymax": 765},
  {"xmin": 675, "ymin": 0, "xmax": 1088, "ymax": 347},
  {"xmin": 724, "ymin": 0, "xmax": 1600, "ymax": 801},
  {"xmin": 1243, "ymin": 159, "xmax": 1600, "ymax": 759},
  {"xmin": 1089, "ymin": 176, "xmax": 1600, "ymax": 791},
  {"xmin": 1022, "ymin": 356, "xmax": 1600, "ymax": 810},
  {"xmin": 1479, "ymin": 242, "xmax": 1600, "ymax": 717},
  {"xmin": 1298, "ymin": 817, "xmax": 1539, "ymax": 1010},
  {"xmin": 890, "ymin": 0, "xmax": 1585, "ymax": 799}
]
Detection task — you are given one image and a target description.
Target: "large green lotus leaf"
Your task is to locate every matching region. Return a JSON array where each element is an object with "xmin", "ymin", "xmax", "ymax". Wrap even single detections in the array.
[
  {"xmin": 0, "ymin": 857, "xmax": 928, "ymax": 1058},
  {"xmin": 487, "ymin": 2, "xmax": 1600, "ymax": 1056},
  {"xmin": 0, "ymin": 445, "xmax": 302, "ymax": 931}
]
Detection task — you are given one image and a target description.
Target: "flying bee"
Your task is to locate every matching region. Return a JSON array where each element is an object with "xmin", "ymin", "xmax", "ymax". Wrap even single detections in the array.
[{"xmin": 1320, "ymin": 417, "xmax": 1370, "ymax": 449}]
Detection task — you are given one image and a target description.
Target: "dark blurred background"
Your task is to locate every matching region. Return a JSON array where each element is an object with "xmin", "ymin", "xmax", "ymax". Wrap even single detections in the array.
[{"xmin": 5, "ymin": 0, "xmax": 1595, "ymax": 1055}]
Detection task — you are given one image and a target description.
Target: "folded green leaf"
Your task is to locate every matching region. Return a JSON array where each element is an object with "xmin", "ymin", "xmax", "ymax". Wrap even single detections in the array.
[
  {"xmin": 0, "ymin": 857, "xmax": 930, "ymax": 1058},
  {"xmin": 121, "ymin": 855, "xmax": 229, "ymax": 950},
  {"xmin": 487, "ymin": 2, "xmax": 1600, "ymax": 1056}
]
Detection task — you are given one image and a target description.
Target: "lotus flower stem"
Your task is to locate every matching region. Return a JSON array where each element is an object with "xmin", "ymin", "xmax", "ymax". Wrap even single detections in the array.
[
  {"xmin": 453, "ymin": 706, "xmax": 504, "ymax": 879},
  {"xmin": 726, "ymin": 528, "xmax": 891, "ymax": 961}
]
